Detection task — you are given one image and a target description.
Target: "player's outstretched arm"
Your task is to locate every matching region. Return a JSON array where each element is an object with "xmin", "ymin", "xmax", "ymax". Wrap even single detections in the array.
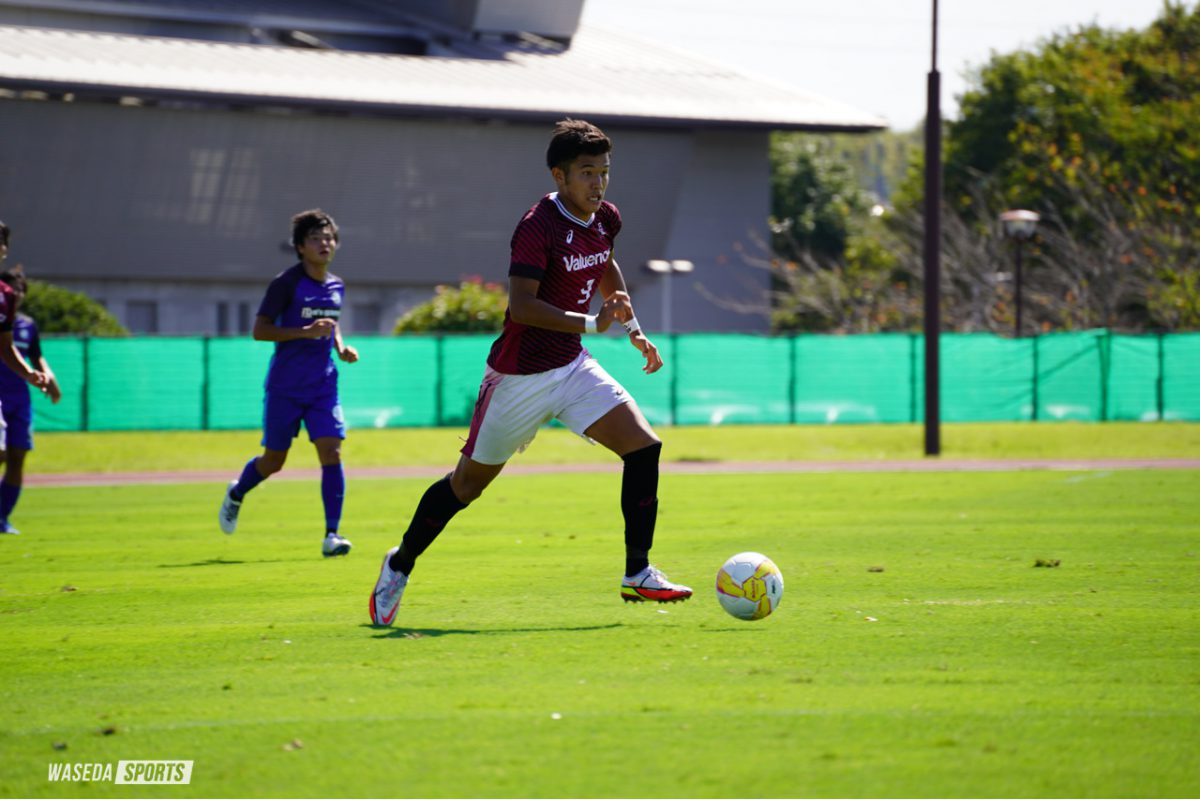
[
  {"xmin": 0, "ymin": 331, "xmax": 46, "ymax": 389},
  {"xmin": 508, "ymin": 276, "xmax": 629, "ymax": 333},
  {"xmin": 629, "ymin": 330, "xmax": 664, "ymax": 374},
  {"xmin": 38, "ymin": 356, "xmax": 61, "ymax": 403},
  {"xmin": 598, "ymin": 259, "xmax": 633, "ymax": 322},
  {"xmin": 600, "ymin": 260, "xmax": 662, "ymax": 374},
  {"xmin": 334, "ymin": 324, "xmax": 359, "ymax": 363}
]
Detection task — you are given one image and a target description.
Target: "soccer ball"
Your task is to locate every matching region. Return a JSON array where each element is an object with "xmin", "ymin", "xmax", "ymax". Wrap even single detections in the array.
[{"xmin": 715, "ymin": 552, "xmax": 784, "ymax": 620}]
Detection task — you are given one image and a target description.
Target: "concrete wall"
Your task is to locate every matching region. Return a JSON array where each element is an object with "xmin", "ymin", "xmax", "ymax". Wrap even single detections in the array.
[{"xmin": 0, "ymin": 97, "xmax": 769, "ymax": 333}]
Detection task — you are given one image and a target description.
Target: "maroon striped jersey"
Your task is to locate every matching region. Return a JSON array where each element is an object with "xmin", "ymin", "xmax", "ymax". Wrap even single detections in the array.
[
  {"xmin": 486, "ymin": 193, "xmax": 622, "ymax": 375},
  {"xmin": 0, "ymin": 281, "xmax": 17, "ymax": 333}
]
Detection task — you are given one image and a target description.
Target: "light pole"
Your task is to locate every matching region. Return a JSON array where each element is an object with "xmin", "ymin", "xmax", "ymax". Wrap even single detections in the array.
[
  {"xmin": 922, "ymin": 0, "xmax": 942, "ymax": 456},
  {"xmin": 999, "ymin": 209, "xmax": 1040, "ymax": 337},
  {"xmin": 643, "ymin": 259, "xmax": 694, "ymax": 334}
]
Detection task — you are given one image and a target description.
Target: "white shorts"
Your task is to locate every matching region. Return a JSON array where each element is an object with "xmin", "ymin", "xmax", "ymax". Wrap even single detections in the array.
[{"xmin": 461, "ymin": 352, "xmax": 631, "ymax": 465}]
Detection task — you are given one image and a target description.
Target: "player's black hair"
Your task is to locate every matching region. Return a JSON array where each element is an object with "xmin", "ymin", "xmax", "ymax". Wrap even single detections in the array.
[
  {"xmin": 0, "ymin": 219, "xmax": 9, "ymax": 248},
  {"xmin": 290, "ymin": 209, "xmax": 339, "ymax": 254},
  {"xmin": 0, "ymin": 265, "xmax": 27, "ymax": 299},
  {"xmin": 546, "ymin": 119, "xmax": 612, "ymax": 172}
]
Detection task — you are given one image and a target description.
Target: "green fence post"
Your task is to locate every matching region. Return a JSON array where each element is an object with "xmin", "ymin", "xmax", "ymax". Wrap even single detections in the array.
[
  {"xmin": 909, "ymin": 333, "xmax": 918, "ymax": 423},
  {"xmin": 1098, "ymin": 330, "xmax": 1111, "ymax": 422},
  {"xmin": 435, "ymin": 335, "xmax": 445, "ymax": 427},
  {"xmin": 201, "ymin": 335, "xmax": 211, "ymax": 431},
  {"xmin": 788, "ymin": 334, "xmax": 797, "ymax": 425},
  {"xmin": 1031, "ymin": 335, "xmax": 1039, "ymax": 422},
  {"xmin": 669, "ymin": 333, "xmax": 679, "ymax": 426},
  {"xmin": 81, "ymin": 335, "xmax": 90, "ymax": 432},
  {"xmin": 1156, "ymin": 332, "xmax": 1165, "ymax": 422}
]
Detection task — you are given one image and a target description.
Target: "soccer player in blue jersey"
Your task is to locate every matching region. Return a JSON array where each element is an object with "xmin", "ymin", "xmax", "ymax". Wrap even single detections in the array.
[
  {"xmin": 219, "ymin": 209, "xmax": 359, "ymax": 557},
  {"xmin": 369, "ymin": 119, "xmax": 692, "ymax": 626},
  {"xmin": 0, "ymin": 224, "xmax": 55, "ymax": 535},
  {"xmin": 0, "ymin": 265, "xmax": 62, "ymax": 535}
]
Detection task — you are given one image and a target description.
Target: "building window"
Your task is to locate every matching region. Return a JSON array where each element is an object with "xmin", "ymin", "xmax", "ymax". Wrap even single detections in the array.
[
  {"xmin": 352, "ymin": 303, "xmax": 381, "ymax": 333},
  {"xmin": 127, "ymin": 301, "xmax": 159, "ymax": 334},
  {"xmin": 238, "ymin": 302, "xmax": 253, "ymax": 333}
]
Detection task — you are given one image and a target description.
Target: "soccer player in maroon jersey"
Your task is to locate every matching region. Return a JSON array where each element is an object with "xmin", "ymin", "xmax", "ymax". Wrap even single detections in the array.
[{"xmin": 370, "ymin": 119, "xmax": 692, "ymax": 625}]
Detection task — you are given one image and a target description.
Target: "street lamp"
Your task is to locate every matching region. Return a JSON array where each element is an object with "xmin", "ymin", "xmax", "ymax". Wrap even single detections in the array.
[
  {"xmin": 643, "ymin": 259, "xmax": 694, "ymax": 334},
  {"xmin": 999, "ymin": 209, "xmax": 1040, "ymax": 337}
]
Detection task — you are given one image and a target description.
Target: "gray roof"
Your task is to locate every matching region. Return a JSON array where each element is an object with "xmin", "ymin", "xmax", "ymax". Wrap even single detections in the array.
[{"xmin": 0, "ymin": 22, "xmax": 886, "ymax": 131}]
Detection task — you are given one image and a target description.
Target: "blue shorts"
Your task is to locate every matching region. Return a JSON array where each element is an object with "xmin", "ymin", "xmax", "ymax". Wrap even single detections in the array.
[
  {"xmin": 1, "ymin": 400, "xmax": 33, "ymax": 451},
  {"xmin": 261, "ymin": 390, "xmax": 346, "ymax": 452}
]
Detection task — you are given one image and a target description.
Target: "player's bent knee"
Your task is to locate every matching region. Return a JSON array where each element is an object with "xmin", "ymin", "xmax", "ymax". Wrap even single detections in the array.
[
  {"xmin": 258, "ymin": 452, "xmax": 288, "ymax": 475},
  {"xmin": 450, "ymin": 462, "xmax": 502, "ymax": 505}
]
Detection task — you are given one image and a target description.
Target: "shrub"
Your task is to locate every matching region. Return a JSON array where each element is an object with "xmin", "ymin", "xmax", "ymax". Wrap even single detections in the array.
[
  {"xmin": 22, "ymin": 280, "xmax": 128, "ymax": 336},
  {"xmin": 393, "ymin": 279, "xmax": 506, "ymax": 333}
]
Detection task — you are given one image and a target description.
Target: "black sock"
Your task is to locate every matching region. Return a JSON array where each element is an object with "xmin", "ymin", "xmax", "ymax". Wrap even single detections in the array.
[
  {"xmin": 621, "ymin": 442, "xmax": 661, "ymax": 577},
  {"xmin": 389, "ymin": 476, "xmax": 467, "ymax": 575}
]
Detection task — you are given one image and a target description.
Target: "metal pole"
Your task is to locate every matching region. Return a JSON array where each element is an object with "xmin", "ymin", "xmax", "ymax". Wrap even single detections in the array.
[
  {"xmin": 661, "ymin": 272, "xmax": 672, "ymax": 336},
  {"xmin": 922, "ymin": 0, "xmax": 942, "ymax": 456}
]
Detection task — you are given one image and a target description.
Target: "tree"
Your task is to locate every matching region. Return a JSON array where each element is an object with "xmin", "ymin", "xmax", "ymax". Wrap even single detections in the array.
[
  {"xmin": 769, "ymin": 134, "xmax": 871, "ymax": 261},
  {"xmin": 889, "ymin": 2, "xmax": 1200, "ymax": 332},
  {"xmin": 393, "ymin": 278, "xmax": 506, "ymax": 333},
  {"xmin": 946, "ymin": 2, "xmax": 1199, "ymax": 223},
  {"xmin": 22, "ymin": 280, "xmax": 128, "ymax": 335}
]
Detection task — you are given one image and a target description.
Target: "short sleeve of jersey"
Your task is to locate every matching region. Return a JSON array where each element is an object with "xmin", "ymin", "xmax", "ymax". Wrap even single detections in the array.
[
  {"xmin": 257, "ymin": 268, "xmax": 301, "ymax": 321},
  {"xmin": 509, "ymin": 205, "xmax": 553, "ymax": 280},
  {"xmin": 597, "ymin": 202, "xmax": 622, "ymax": 241}
]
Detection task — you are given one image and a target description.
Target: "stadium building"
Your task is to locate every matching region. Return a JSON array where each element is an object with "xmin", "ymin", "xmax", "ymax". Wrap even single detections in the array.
[{"xmin": 0, "ymin": 0, "xmax": 883, "ymax": 334}]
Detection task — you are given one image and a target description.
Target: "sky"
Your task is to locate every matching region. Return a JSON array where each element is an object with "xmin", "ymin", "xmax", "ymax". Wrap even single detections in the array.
[{"xmin": 580, "ymin": 0, "xmax": 1173, "ymax": 130}]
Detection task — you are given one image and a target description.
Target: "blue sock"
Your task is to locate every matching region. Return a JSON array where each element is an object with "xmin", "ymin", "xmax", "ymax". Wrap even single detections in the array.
[
  {"xmin": 0, "ymin": 481, "xmax": 21, "ymax": 521},
  {"xmin": 232, "ymin": 457, "xmax": 266, "ymax": 500},
  {"xmin": 321, "ymin": 463, "xmax": 345, "ymax": 533}
]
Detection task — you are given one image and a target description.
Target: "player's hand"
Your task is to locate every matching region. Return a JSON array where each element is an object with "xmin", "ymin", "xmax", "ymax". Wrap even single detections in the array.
[
  {"xmin": 337, "ymin": 345, "xmax": 359, "ymax": 364},
  {"xmin": 630, "ymin": 331, "xmax": 663, "ymax": 374},
  {"xmin": 304, "ymin": 318, "xmax": 336, "ymax": 339},
  {"xmin": 26, "ymin": 370, "xmax": 48, "ymax": 390},
  {"xmin": 597, "ymin": 291, "xmax": 633, "ymax": 332},
  {"xmin": 44, "ymin": 378, "xmax": 62, "ymax": 404}
]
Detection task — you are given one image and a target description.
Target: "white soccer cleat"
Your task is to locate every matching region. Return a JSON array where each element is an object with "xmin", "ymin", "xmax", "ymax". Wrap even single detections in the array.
[
  {"xmin": 322, "ymin": 532, "xmax": 353, "ymax": 558},
  {"xmin": 0, "ymin": 521, "xmax": 19, "ymax": 535},
  {"xmin": 369, "ymin": 547, "xmax": 408, "ymax": 626},
  {"xmin": 621, "ymin": 565, "xmax": 693, "ymax": 604},
  {"xmin": 218, "ymin": 480, "xmax": 241, "ymax": 535}
]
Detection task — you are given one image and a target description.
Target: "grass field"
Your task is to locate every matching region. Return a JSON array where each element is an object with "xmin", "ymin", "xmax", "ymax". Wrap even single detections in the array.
[
  {"xmin": 24, "ymin": 420, "xmax": 1200, "ymax": 473},
  {"xmin": 1, "ymin": 424, "xmax": 1198, "ymax": 798}
]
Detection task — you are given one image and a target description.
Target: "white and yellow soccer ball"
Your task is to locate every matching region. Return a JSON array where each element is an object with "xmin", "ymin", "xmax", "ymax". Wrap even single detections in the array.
[{"xmin": 715, "ymin": 552, "xmax": 784, "ymax": 620}]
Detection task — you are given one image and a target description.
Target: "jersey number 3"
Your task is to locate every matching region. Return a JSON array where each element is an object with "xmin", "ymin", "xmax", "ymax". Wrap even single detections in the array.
[{"xmin": 577, "ymin": 279, "xmax": 595, "ymax": 306}]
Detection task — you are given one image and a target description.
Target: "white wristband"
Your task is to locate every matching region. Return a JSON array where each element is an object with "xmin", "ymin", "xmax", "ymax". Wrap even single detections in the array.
[
  {"xmin": 583, "ymin": 315, "xmax": 598, "ymax": 334},
  {"xmin": 622, "ymin": 315, "xmax": 641, "ymax": 334}
]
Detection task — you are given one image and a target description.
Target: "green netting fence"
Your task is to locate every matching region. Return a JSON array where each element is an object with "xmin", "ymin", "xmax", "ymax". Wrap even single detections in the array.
[{"xmin": 30, "ymin": 331, "xmax": 1200, "ymax": 432}]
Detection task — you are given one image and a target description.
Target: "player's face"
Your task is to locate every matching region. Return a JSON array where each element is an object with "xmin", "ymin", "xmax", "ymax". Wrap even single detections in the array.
[
  {"xmin": 554, "ymin": 153, "xmax": 610, "ymax": 219},
  {"xmin": 297, "ymin": 226, "xmax": 338, "ymax": 269}
]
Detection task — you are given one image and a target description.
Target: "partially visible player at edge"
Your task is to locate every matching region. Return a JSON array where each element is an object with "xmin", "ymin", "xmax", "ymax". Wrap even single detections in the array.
[
  {"xmin": 370, "ymin": 119, "xmax": 692, "ymax": 626},
  {"xmin": 0, "ymin": 262, "xmax": 63, "ymax": 535},
  {"xmin": 218, "ymin": 209, "xmax": 359, "ymax": 558},
  {"xmin": 0, "ymin": 220, "xmax": 50, "ymax": 535}
]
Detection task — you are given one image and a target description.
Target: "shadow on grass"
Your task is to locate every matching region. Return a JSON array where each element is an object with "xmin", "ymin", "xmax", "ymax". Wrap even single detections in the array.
[
  {"xmin": 157, "ymin": 558, "xmax": 300, "ymax": 568},
  {"xmin": 366, "ymin": 622, "xmax": 624, "ymax": 639}
]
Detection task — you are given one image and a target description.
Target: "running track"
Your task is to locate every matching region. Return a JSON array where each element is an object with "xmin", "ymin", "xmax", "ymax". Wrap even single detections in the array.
[{"xmin": 26, "ymin": 458, "xmax": 1200, "ymax": 488}]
